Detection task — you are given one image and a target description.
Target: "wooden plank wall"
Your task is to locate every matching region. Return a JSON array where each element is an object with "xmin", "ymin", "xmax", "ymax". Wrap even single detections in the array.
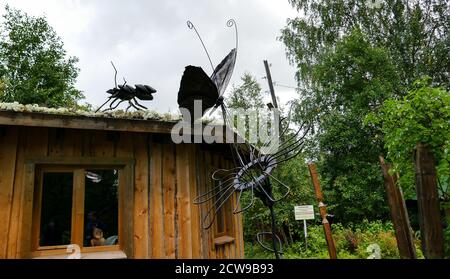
[{"xmin": 0, "ymin": 126, "xmax": 244, "ymax": 259}]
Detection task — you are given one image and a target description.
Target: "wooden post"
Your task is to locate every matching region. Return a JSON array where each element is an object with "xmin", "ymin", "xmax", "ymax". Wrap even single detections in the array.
[
  {"xmin": 415, "ymin": 143, "xmax": 444, "ymax": 259},
  {"xmin": 263, "ymin": 60, "xmax": 281, "ymax": 138},
  {"xmin": 263, "ymin": 60, "xmax": 278, "ymax": 109},
  {"xmin": 379, "ymin": 156, "xmax": 417, "ymax": 259},
  {"xmin": 308, "ymin": 163, "xmax": 337, "ymax": 259}
]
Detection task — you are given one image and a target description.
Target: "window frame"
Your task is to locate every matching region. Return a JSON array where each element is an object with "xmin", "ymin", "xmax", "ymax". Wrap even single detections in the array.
[{"xmin": 21, "ymin": 157, "xmax": 134, "ymax": 259}]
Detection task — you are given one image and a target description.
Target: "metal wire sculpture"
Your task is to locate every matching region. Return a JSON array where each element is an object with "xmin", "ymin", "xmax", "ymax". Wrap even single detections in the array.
[
  {"xmin": 96, "ymin": 62, "xmax": 156, "ymax": 112},
  {"xmin": 177, "ymin": 19, "xmax": 237, "ymax": 122},
  {"xmin": 182, "ymin": 18, "xmax": 310, "ymax": 259},
  {"xmin": 194, "ymin": 111, "xmax": 310, "ymax": 258}
]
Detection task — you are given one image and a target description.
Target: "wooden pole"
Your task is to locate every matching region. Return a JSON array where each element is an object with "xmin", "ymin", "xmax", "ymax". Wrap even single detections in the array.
[
  {"xmin": 263, "ymin": 60, "xmax": 278, "ymax": 109},
  {"xmin": 379, "ymin": 156, "xmax": 417, "ymax": 259},
  {"xmin": 263, "ymin": 60, "xmax": 281, "ymax": 138},
  {"xmin": 415, "ymin": 143, "xmax": 444, "ymax": 259},
  {"xmin": 308, "ymin": 163, "xmax": 337, "ymax": 259}
]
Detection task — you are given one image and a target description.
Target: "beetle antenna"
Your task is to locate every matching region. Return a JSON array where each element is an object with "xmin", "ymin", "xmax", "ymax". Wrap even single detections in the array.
[
  {"xmin": 122, "ymin": 77, "xmax": 127, "ymax": 87},
  {"xmin": 187, "ymin": 20, "xmax": 214, "ymax": 73},
  {"xmin": 110, "ymin": 61, "xmax": 118, "ymax": 88}
]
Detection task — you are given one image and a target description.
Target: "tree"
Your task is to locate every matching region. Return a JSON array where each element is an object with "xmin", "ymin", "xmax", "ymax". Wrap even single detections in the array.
[
  {"xmin": 0, "ymin": 6, "xmax": 83, "ymax": 108},
  {"xmin": 298, "ymin": 30, "xmax": 400, "ymax": 222},
  {"xmin": 227, "ymin": 73, "xmax": 267, "ymax": 142},
  {"xmin": 279, "ymin": 0, "xmax": 449, "ymax": 223},
  {"xmin": 280, "ymin": 0, "xmax": 449, "ymax": 89},
  {"xmin": 367, "ymin": 78, "xmax": 450, "ymax": 198},
  {"xmin": 228, "ymin": 73, "xmax": 265, "ymax": 110}
]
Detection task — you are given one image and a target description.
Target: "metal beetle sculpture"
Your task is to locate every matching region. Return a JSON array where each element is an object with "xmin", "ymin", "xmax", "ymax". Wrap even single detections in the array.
[{"xmin": 96, "ymin": 62, "xmax": 157, "ymax": 112}]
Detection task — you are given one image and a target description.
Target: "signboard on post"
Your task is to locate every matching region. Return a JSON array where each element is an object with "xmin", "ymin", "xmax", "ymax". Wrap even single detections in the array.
[{"xmin": 294, "ymin": 205, "xmax": 315, "ymax": 220}]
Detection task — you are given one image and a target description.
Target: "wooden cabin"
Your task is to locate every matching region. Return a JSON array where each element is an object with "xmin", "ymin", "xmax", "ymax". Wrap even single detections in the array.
[{"xmin": 0, "ymin": 109, "xmax": 244, "ymax": 259}]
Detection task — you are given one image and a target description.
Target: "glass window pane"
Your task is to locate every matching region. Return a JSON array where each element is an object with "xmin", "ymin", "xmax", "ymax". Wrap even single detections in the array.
[
  {"xmin": 40, "ymin": 172, "xmax": 73, "ymax": 247},
  {"xmin": 84, "ymin": 169, "xmax": 119, "ymax": 247}
]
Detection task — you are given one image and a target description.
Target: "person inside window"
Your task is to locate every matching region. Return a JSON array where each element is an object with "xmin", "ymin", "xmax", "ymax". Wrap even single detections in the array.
[{"xmin": 85, "ymin": 211, "xmax": 106, "ymax": 246}]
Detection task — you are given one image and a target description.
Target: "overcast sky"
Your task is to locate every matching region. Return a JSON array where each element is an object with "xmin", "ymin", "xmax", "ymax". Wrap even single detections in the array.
[{"xmin": 1, "ymin": 0, "xmax": 299, "ymax": 113}]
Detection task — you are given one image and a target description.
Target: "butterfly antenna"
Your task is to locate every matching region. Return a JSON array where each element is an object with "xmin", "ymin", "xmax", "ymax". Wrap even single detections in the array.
[
  {"xmin": 227, "ymin": 19, "xmax": 238, "ymax": 53},
  {"xmin": 187, "ymin": 20, "xmax": 215, "ymax": 73},
  {"xmin": 110, "ymin": 61, "xmax": 118, "ymax": 88}
]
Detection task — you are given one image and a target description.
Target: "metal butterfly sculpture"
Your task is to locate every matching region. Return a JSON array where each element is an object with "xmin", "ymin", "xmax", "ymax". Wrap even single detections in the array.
[
  {"xmin": 180, "ymin": 19, "xmax": 311, "ymax": 259},
  {"xmin": 177, "ymin": 19, "xmax": 238, "ymax": 122}
]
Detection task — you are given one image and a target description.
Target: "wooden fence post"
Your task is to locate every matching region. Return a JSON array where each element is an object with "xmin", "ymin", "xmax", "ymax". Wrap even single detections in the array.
[
  {"xmin": 415, "ymin": 143, "xmax": 444, "ymax": 259},
  {"xmin": 308, "ymin": 163, "xmax": 337, "ymax": 259},
  {"xmin": 379, "ymin": 156, "xmax": 417, "ymax": 259}
]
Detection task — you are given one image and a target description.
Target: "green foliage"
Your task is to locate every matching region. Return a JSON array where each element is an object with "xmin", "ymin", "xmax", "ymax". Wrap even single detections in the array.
[
  {"xmin": 280, "ymin": 0, "xmax": 449, "ymax": 89},
  {"xmin": 293, "ymin": 30, "xmax": 398, "ymax": 223},
  {"xmin": 0, "ymin": 5, "xmax": 84, "ymax": 108},
  {"xmin": 228, "ymin": 73, "xmax": 265, "ymax": 110},
  {"xmin": 280, "ymin": 0, "xmax": 449, "ymax": 225},
  {"xmin": 368, "ymin": 78, "xmax": 450, "ymax": 197},
  {"xmin": 245, "ymin": 220, "xmax": 424, "ymax": 259},
  {"xmin": 0, "ymin": 77, "xmax": 5, "ymax": 95},
  {"xmin": 227, "ymin": 73, "xmax": 268, "ymax": 142},
  {"xmin": 443, "ymin": 203, "xmax": 450, "ymax": 258}
]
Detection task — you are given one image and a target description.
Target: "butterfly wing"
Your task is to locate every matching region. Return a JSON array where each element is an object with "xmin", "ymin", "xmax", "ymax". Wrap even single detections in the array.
[
  {"xmin": 211, "ymin": 48, "xmax": 237, "ymax": 96},
  {"xmin": 177, "ymin": 66, "xmax": 219, "ymax": 120}
]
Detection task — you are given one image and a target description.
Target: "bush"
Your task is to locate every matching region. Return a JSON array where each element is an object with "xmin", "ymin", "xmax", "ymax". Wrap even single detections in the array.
[{"xmin": 245, "ymin": 220, "xmax": 424, "ymax": 259}]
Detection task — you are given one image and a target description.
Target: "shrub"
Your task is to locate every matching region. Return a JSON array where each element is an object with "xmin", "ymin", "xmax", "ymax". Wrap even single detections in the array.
[{"xmin": 245, "ymin": 220, "xmax": 424, "ymax": 259}]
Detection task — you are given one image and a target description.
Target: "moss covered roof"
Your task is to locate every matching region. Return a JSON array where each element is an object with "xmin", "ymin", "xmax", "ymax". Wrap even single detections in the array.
[{"xmin": 0, "ymin": 102, "xmax": 182, "ymax": 122}]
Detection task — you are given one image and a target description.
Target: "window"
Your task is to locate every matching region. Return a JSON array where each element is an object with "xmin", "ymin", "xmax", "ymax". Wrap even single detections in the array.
[{"xmin": 25, "ymin": 158, "xmax": 134, "ymax": 259}]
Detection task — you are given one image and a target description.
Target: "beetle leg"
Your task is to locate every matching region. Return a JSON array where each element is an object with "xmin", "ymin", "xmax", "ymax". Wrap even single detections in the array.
[
  {"xmin": 95, "ymin": 97, "xmax": 112, "ymax": 113},
  {"xmin": 133, "ymin": 97, "xmax": 147, "ymax": 110}
]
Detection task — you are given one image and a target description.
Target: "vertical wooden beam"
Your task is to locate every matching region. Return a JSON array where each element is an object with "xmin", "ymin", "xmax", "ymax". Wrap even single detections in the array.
[
  {"xmin": 162, "ymin": 143, "xmax": 176, "ymax": 258},
  {"xmin": 18, "ymin": 127, "xmax": 48, "ymax": 258},
  {"xmin": 6, "ymin": 128, "xmax": 27, "ymax": 258},
  {"xmin": 0, "ymin": 127, "xmax": 18, "ymax": 258},
  {"xmin": 415, "ymin": 143, "xmax": 444, "ymax": 259},
  {"xmin": 133, "ymin": 134, "xmax": 149, "ymax": 258},
  {"xmin": 188, "ymin": 145, "xmax": 201, "ymax": 259},
  {"xmin": 308, "ymin": 163, "xmax": 337, "ymax": 259},
  {"xmin": 379, "ymin": 156, "xmax": 417, "ymax": 259},
  {"xmin": 176, "ymin": 144, "xmax": 192, "ymax": 259},
  {"xmin": 196, "ymin": 147, "xmax": 209, "ymax": 259},
  {"xmin": 71, "ymin": 169, "xmax": 85, "ymax": 247},
  {"xmin": 10, "ymin": 127, "xmax": 48, "ymax": 258},
  {"xmin": 149, "ymin": 143, "xmax": 165, "ymax": 258},
  {"xmin": 115, "ymin": 132, "xmax": 134, "ymax": 258}
]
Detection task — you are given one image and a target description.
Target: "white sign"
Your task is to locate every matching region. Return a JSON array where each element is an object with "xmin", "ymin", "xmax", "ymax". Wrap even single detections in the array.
[{"xmin": 294, "ymin": 205, "xmax": 315, "ymax": 220}]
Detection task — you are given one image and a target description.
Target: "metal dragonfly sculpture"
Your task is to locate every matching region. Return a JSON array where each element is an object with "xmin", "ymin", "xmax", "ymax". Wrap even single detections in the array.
[
  {"xmin": 178, "ymin": 19, "xmax": 311, "ymax": 259},
  {"xmin": 96, "ymin": 62, "xmax": 157, "ymax": 113}
]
